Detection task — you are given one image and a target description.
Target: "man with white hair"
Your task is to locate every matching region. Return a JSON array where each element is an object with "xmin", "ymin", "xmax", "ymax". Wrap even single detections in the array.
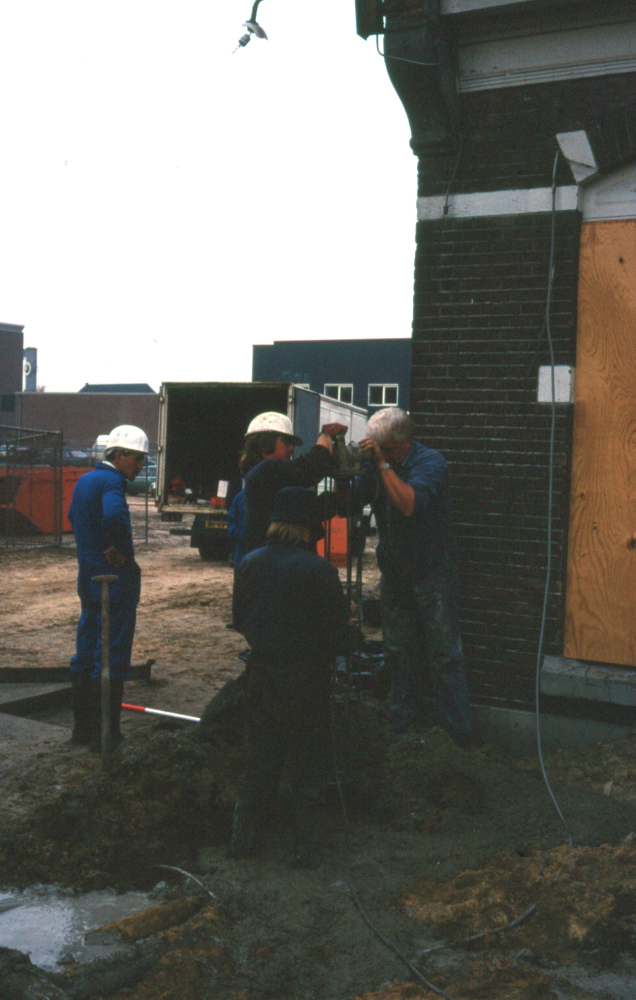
[
  {"xmin": 359, "ymin": 407, "xmax": 471, "ymax": 745},
  {"xmin": 68, "ymin": 424, "xmax": 149, "ymax": 751}
]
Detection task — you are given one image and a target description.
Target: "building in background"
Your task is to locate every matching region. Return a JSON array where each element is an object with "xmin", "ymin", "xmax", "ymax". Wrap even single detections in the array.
[
  {"xmin": 0, "ymin": 322, "xmax": 24, "ymax": 425},
  {"xmin": 23, "ymin": 347, "xmax": 38, "ymax": 393},
  {"xmin": 78, "ymin": 383, "xmax": 156, "ymax": 394},
  {"xmin": 359, "ymin": 0, "xmax": 636, "ymax": 724},
  {"xmin": 16, "ymin": 391, "xmax": 159, "ymax": 452},
  {"xmin": 252, "ymin": 338, "xmax": 411, "ymax": 415}
]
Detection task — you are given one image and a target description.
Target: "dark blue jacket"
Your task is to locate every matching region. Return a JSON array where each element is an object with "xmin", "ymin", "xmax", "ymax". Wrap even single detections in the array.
[
  {"xmin": 69, "ymin": 462, "xmax": 139, "ymax": 596},
  {"xmin": 244, "ymin": 445, "xmax": 335, "ymax": 553},
  {"xmin": 357, "ymin": 441, "xmax": 458, "ymax": 584},
  {"xmin": 227, "ymin": 489, "xmax": 247, "ymax": 566},
  {"xmin": 234, "ymin": 540, "xmax": 351, "ymax": 700}
]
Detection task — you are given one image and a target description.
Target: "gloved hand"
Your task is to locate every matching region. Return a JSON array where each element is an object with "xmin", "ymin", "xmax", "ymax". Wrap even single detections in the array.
[{"xmin": 322, "ymin": 423, "xmax": 348, "ymax": 437}]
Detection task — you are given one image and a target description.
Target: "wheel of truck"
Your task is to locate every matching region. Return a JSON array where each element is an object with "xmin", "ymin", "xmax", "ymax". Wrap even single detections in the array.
[{"xmin": 198, "ymin": 537, "xmax": 231, "ymax": 561}]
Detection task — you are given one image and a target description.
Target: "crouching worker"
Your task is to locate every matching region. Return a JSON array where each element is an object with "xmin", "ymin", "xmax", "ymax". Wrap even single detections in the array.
[
  {"xmin": 231, "ymin": 487, "xmax": 353, "ymax": 867},
  {"xmin": 68, "ymin": 425, "xmax": 149, "ymax": 751}
]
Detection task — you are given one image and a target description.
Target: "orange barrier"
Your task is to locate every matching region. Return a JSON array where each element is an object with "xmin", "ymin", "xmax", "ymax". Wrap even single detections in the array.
[
  {"xmin": 0, "ymin": 466, "xmax": 86, "ymax": 535},
  {"xmin": 318, "ymin": 516, "xmax": 348, "ymax": 567}
]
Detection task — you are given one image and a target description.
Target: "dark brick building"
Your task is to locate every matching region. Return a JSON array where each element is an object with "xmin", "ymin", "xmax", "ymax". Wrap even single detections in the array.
[
  {"xmin": 0, "ymin": 322, "xmax": 24, "ymax": 424},
  {"xmin": 252, "ymin": 339, "xmax": 411, "ymax": 415},
  {"xmin": 358, "ymin": 0, "xmax": 636, "ymax": 721}
]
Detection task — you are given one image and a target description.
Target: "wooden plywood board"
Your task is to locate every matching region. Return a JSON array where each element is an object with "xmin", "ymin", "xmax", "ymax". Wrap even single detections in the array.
[{"xmin": 564, "ymin": 220, "xmax": 636, "ymax": 666}]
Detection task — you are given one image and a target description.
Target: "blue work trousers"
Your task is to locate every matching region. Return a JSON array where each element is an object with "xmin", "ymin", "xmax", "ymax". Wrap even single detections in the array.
[
  {"xmin": 70, "ymin": 565, "xmax": 139, "ymax": 681},
  {"xmin": 380, "ymin": 572, "xmax": 471, "ymax": 737}
]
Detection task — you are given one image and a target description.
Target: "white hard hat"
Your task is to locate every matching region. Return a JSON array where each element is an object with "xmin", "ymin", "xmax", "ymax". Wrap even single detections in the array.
[
  {"xmin": 105, "ymin": 425, "xmax": 149, "ymax": 455},
  {"xmin": 245, "ymin": 412, "xmax": 302, "ymax": 447}
]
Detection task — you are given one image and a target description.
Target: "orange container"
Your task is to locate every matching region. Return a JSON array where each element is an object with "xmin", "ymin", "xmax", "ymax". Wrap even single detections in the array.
[
  {"xmin": 0, "ymin": 466, "xmax": 87, "ymax": 535},
  {"xmin": 317, "ymin": 516, "xmax": 348, "ymax": 567}
]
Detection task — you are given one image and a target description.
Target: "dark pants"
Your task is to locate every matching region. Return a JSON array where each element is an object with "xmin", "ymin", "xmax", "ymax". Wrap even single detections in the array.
[
  {"xmin": 380, "ymin": 572, "xmax": 471, "ymax": 737},
  {"xmin": 70, "ymin": 567, "xmax": 139, "ymax": 681},
  {"xmin": 238, "ymin": 669, "xmax": 330, "ymax": 812}
]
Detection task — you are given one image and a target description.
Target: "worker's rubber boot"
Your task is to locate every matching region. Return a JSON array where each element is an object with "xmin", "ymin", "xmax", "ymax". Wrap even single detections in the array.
[
  {"xmin": 229, "ymin": 797, "xmax": 261, "ymax": 859},
  {"xmin": 70, "ymin": 671, "xmax": 93, "ymax": 745},
  {"xmin": 88, "ymin": 677, "xmax": 104, "ymax": 754},
  {"xmin": 109, "ymin": 678, "xmax": 125, "ymax": 749},
  {"xmin": 89, "ymin": 677, "xmax": 125, "ymax": 753}
]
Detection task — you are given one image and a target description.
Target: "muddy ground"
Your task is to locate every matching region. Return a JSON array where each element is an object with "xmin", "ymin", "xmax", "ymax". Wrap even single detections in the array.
[{"xmin": 1, "ymin": 501, "xmax": 636, "ymax": 999}]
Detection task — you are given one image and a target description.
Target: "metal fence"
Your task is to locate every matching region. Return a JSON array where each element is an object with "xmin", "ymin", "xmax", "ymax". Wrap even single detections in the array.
[
  {"xmin": 0, "ymin": 427, "xmax": 158, "ymax": 551},
  {"xmin": 0, "ymin": 425, "xmax": 64, "ymax": 549}
]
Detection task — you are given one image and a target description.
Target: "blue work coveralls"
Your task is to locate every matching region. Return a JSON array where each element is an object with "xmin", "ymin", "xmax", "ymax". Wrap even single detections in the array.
[
  {"xmin": 357, "ymin": 441, "xmax": 471, "ymax": 739},
  {"xmin": 68, "ymin": 462, "xmax": 140, "ymax": 681}
]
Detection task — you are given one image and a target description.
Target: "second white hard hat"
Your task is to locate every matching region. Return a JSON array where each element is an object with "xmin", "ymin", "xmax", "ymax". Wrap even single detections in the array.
[
  {"xmin": 245, "ymin": 411, "xmax": 303, "ymax": 447},
  {"xmin": 105, "ymin": 424, "xmax": 150, "ymax": 455}
]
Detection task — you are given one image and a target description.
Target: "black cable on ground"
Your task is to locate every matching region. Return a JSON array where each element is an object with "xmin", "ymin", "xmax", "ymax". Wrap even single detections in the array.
[
  {"xmin": 535, "ymin": 150, "xmax": 573, "ymax": 848},
  {"xmin": 330, "ymin": 701, "xmax": 458, "ymax": 1000}
]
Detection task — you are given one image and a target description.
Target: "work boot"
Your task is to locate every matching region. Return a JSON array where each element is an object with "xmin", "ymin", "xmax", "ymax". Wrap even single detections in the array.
[
  {"xmin": 87, "ymin": 676, "xmax": 103, "ymax": 753},
  {"xmin": 88, "ymin": 677, "xmax": 125, "ymax": 753},
  {"xmin": 229, "ymin": 796, "xmax": 261, "ymax": 859},
  {"xmin": 109, "ymin": 678, "xmax": 125, "ymax": 748},
  {"xmin": 70, "ymin": 671, "xmax": 93, "ymax": 745}
]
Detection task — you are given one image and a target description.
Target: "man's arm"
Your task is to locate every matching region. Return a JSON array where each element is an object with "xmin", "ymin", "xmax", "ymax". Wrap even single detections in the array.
[
  {"xmin": 359, "ymin": 437, "xmax": 415, "ymax": 517},
  {"xmin": 101, "ymin": 478, "xmax": 134, "ymax": 563}
]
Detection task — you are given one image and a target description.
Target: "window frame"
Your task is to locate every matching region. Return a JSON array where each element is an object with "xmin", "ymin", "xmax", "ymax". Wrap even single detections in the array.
[
  {"xmin": 368, "ymin": 384, "xmax": 399, "ymax": 407},
  {"xmin": 323, "ymin": 383, "xmax": 354, "ymax": 404}
]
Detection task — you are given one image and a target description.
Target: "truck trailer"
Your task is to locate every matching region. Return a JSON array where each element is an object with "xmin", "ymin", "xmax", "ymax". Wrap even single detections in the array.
[{"xmin": 155, "ymin": 382, "xmax": 367, "ymax": 559}]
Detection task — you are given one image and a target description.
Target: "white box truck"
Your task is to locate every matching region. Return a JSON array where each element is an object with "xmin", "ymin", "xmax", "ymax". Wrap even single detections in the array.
[{"xmin": 155, "ymin": 382, "xmax": 367, "ymax": 559}]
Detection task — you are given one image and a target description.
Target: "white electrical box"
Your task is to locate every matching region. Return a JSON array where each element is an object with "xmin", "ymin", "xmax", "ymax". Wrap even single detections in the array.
[{"xmin": 537, "ymin": 366, "xmax": 575, "ymax": 404}]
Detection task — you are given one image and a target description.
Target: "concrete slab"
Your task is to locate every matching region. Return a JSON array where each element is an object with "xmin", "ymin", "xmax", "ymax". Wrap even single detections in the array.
[
  {"xmin": 472, "ymin": 702, "xmax": 631, "ymax": 756},
  {"xmin": 0, "ymin": 660, "xmax": 154, "ymax": 684},
  {"xmin": 542, "ymin": 655, "xmax": 636, "ymax": 706},
  {"xmin": 0, "ymin": 683, "xmax": 71, "ymax": 717}
]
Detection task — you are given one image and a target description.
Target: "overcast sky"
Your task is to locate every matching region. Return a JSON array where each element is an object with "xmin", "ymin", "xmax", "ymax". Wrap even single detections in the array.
[{"xmin": 0, "ymin": 1, "xmax": 416, "ymax": 392}]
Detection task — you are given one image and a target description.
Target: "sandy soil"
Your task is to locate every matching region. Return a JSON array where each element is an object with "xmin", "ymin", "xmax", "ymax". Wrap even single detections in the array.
[{"xmin": 1, "ymin": 500, "xmax": 636, "ymax": 1000}]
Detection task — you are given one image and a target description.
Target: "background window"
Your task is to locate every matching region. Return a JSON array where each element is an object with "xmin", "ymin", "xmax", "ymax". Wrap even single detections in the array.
[
  {"xmin": 368, "ymin": 384, "xmax": 399, "ymax": 407},
  {"xmin": 324, "ymin": 384, "xmax": 353, "ymax": 404}
]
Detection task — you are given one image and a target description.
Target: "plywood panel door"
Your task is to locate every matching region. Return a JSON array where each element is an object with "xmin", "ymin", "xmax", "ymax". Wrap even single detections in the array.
[{"xmin": 564, "ymin": 220, "xmax": 636, "ymax": 665}]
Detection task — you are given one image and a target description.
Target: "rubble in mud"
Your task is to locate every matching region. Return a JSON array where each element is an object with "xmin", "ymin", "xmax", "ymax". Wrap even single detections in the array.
[{"xmin": 404, "ymin": 842, "xmax": 636, "ymax": 964}]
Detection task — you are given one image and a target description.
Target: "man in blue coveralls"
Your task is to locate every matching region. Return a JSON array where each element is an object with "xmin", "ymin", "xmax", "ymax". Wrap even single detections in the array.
[
  {"xmin": 68, "ymin": 424, "xmax": 149, "ymax": 750},
  {"xmin": 359, "ymin": 408, "xmax": 471, "ymax": 745}
]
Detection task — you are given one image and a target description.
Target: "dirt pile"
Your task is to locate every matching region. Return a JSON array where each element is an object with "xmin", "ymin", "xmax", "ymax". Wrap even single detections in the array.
[
  {"xmin": 404, "ymin": 842, "xmax": 636, "ymax": 964},
  {"xmin": 0, "ymin": 699, "xmax": 490, "ymax": 893},
  {"xmin": 0, "ymin": 726, "xmax": 244, "ymax": 890}
]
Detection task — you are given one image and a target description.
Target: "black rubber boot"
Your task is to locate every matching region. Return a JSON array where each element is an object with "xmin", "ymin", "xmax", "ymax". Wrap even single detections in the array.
[
  {"xmin": 89, "ymin": 677, "xmax": 125, "ymax": 753},
  {"xmin": 70, "ymin": 671, "xmax": 93, "ymax": 745},
  {"xmin": 109, "ymin": 678, "xmax": 125, "ymax": 748},
  {"xmin": 88, "ymin": 677, "xmax": 103, "ymax": 754},
  {"xmin": 229, "ymin": 796, "xmax": 261, "ymax": 859}
]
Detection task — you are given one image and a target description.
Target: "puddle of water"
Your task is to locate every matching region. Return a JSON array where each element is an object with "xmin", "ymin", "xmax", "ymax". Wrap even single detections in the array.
[{"xmin": 0, "ymin": 885, "xmax": 156, "ymax": 970}]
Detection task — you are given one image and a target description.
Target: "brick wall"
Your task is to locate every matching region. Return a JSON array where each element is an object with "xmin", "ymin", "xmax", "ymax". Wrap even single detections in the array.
[
  {"xmin": 412, "ymin": 210, "xmax": 580, "ymax": 709},
  {"xmin": 418, "ymin": 74, "xmax": 636, "ymax": 196}
]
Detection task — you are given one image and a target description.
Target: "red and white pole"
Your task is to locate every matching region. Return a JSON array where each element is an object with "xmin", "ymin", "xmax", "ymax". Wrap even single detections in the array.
[{"xmin": 122, "ymin": 703, "xmax": 200, "ymax": 723}]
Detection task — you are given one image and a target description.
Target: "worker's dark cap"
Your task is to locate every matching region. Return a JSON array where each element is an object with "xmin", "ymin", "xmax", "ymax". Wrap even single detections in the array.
[{"xmin": 270, "ymin": 487, "xmax": 325, "ymax": 540}]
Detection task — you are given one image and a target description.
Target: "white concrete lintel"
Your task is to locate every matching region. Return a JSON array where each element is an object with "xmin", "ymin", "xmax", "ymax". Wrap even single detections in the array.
[
  {"xmin": 417, "ymin": 185, "xmax": 578, "ymax": 221},
  {"xmin": 458, "ymin": 21, "xmax": 636, "ymax": 92},
  {"xmin": 542, "ymin": 654, "xmax": 636, "ymax": 706}
]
